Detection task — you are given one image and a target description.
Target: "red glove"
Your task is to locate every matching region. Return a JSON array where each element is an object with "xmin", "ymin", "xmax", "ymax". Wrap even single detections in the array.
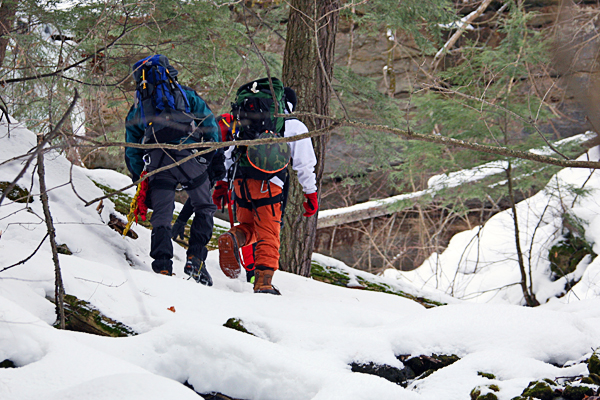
[
  {"xmin": 302, "ymin": 192, "xmax": 318, "ymax": 217},
  {"xmin": 212, "ymin": 181, "xmax": 229, "ymax": 209}
]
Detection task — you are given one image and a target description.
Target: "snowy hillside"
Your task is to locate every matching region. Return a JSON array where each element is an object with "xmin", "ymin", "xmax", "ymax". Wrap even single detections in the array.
[
  {"xmin": 2, "ymin": 117, "xmax": 600, "ymax": 400},
  {"xmin": 388, "ymin": 146, "xmax": 600, "ymax": 305}
]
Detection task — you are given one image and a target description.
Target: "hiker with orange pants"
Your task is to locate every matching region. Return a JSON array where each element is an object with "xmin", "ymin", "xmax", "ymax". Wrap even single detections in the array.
[
  {"xmin": 217, "ymin": 83, "xmax": 318, "ymax": 295},
  {"xmin": 174, "ymin": 113, "xmax": 259, "ymax": 282}
]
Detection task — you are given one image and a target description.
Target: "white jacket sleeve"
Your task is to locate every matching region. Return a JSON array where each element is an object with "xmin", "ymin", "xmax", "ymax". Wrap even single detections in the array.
[{"xmin": 285, "ymin": 119, "xmax": 317, "ymax": 194}]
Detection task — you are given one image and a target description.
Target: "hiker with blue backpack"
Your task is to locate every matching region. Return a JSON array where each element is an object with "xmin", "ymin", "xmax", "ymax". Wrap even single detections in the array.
[
  {"xmin": 217, "ymin": 78, "xmax": 319, "ymax": 295},
  {"xmin": 124, "ymin": 55, "xmax": 220, "ymax": 285}
]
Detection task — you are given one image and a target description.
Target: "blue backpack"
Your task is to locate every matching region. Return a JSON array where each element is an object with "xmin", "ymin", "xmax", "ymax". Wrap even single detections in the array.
[{"xmin": 132, "ymin": 55, "xmax": 197, "ymax": 144}]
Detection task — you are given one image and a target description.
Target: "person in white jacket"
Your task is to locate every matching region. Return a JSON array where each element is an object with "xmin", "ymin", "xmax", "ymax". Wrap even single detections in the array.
[{"xmin": 214, "ymin": 87, "xmax": 318, "ymax": 294}]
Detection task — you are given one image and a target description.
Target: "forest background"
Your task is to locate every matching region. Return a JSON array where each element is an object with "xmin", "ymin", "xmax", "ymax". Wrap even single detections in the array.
[{"xmin": 2, "ymin": 0, "xmax": 600, "ymax": 292}]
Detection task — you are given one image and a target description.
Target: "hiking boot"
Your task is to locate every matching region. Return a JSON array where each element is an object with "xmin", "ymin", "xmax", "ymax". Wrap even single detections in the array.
[
  {"xmin": 184, "ymin": 255, "xmax": 213, "ymax": 286},
  {"xmin": 218, "ymin": 231, "xmax": 245, "ymax": 279},
  {"xmin": 152, "ymin": 259, "xmax": 173, "ymax": 276},
  {"xmin": 253, "ymin": 267, "xmax": 281, "ymax": 295}
]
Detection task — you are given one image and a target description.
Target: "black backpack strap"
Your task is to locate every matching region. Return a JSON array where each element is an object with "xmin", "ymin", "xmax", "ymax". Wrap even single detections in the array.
[
  {"xmin": 233, "ymin": 177, "xmax": 283, "ymax": 218},
  {"xmin": 279, "ymin": 171, "xmax": 289, "ymax": 227}
]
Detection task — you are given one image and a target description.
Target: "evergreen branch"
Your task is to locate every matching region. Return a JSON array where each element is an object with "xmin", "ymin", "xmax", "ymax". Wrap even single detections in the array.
[
  {"xmin": 421, "ymin": 84, "xmax": 573, "ymax": 160},
  {"xmin": 0, "ymin": 14, "xmax": 135, "ymax": 85},
  {"xmin": 0, "ymin": 89, "xmax": 80, "ymax": 207}
]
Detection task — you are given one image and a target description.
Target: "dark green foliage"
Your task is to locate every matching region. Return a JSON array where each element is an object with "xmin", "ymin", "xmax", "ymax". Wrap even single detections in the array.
[
  {"xmin": 329, "ymin": 69, "xmax": 406, "ymax": 185},
  {"xmin": 562, "ymin": 384, "xmax": 594, "ymax": 400},
  {"xmin": 223, "ymin": 318, "xmax": 253, "ymax": 336},
  {"xmin": 58, "ymin": 294, "xmax": 136, "ymax": 337},
  {"xmin": 398, "ymin": 1, "xmax": 567, "ymax": 214},
  {"xmin": 0, "ymin": 182, "xmax": 32, "ymax": 203},
  {"xmin": 353, "ymin": 0, "xmax": 454, "ymax": 54},
  {"xmin": 549, "ymin": 232, "xmax": 596, "ymax": 281}
]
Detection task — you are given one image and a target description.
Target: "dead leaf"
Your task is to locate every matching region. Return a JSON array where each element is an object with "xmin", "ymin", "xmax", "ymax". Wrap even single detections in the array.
[{"xmin": 96, "ymin": 199, "xmax": 104, "ymax": 214}]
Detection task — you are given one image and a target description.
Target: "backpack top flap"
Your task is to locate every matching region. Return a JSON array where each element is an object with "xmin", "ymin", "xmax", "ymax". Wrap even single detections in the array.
[
  {"xmin": 133, "ymin": 55, "xmax": 190, "ymax": 126},
  {"xmin": 232, "ymin": 77, "xmax": 286, "ymax": 138}
]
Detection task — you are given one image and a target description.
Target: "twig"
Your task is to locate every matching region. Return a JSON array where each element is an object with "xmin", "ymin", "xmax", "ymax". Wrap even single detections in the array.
[{"xmin": 0, "ymin": 233, "xmax": 49, "ymax": 273}]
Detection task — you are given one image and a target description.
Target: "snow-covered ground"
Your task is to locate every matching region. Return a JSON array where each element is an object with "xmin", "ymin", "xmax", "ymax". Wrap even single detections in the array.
[
  {"xmin": 2, "ymin": 118, "xmax": 600, "ymax": 400},
  {"xmin": 387, "ymin": 146, "xmax": 600, "ymax": 305}
]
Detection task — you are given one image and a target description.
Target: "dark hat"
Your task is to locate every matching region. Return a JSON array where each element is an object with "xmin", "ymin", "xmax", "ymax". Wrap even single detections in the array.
[{"xmin": 284, "ymin": 87, "xmax": 297, "ymax": 112}]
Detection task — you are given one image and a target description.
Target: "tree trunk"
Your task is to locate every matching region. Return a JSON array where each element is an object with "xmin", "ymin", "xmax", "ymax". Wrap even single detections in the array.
[
  {"xmin": 0, "ymin": 0, "xmax": 17, "ymax": 68},
  {"xmin": 506, "ymin": 163, "xmax": 540, "ymax": 307},
  {"xmin": 280, "ymin": 0, "xmax": 340, "ymax": 276},
  {"xmin": 37, "ymin": 135, "xmax": 67, "ymax": 327}
]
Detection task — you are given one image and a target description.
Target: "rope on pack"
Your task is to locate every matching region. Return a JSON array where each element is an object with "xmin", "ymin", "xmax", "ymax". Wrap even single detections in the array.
[{"xmin": 123, "ymin": 171, "xmax": 149, "ymax": 237}]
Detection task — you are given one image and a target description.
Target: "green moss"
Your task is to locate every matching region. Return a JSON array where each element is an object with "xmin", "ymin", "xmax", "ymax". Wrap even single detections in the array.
[
  {"xmin": 580, "ymin": 376, "xmax": 594, "ymax": 385},
  {"xmin": 0, "ymin": 181, "xmax": 33, "ymax": 203},
  {"xmin": 311, "ymin": 263, "xmax": 351, "ymax": 287},
  {"xmin": 588, "ymin": 352, "xmax": 600, "ymax": 375},
  {"xmin": 92, "ymin": 180, "xmax": 133, "ymax": 216},
  {"xmin": 548, "ymin": 233, "xmax": 596, "ymax": 281},
  {"xmin": 521, "ymin": 381, "xmax": 556, "ymax": 400},
  {"xmin": 59, "ymin": 294, "xmax": 136, "ymax": 337},
  {"xmin": 562, "ymin": 384, "xmax": 594, "ymax": 400},
  {"xmin": 310, "ymin": 262, "xmax": 445, "ymax": 308},
  {"xmin": 478, "ymin": 371, "xmax": 497, "ymax": 380},
  {"xmin": 223, "ymin": 318, "xmax": 254, "ymax": 336},
  {"xmin": 586, "ymin": 372, "xmax": 600, "ymax": 385},
  {"xmin": 477, "ymin": 394, "xmax": 498, "ymax": 400},
  {"xmin": 471, "ymin": 385, "xmax": 499, "ymax": 400},
  {"xmin": 0, "ymin": 359, "xmax": 16, "ymax": 368}
]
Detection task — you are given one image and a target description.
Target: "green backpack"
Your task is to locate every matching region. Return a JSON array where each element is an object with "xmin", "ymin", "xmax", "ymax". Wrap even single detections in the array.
[{"xmin": 231, "ymin": 77, "xmax": 291, "ymax": 180}]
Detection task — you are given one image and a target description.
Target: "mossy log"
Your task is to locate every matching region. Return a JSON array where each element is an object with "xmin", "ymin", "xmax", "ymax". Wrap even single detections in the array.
[{"xmin": 57, "ymin": 294, "xmax": 136, "ymax": 337}]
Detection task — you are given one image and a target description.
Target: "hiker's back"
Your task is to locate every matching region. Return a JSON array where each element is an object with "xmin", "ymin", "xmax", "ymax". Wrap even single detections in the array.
[{"xmin": 230, "ymin": 77, "xmax": 291, "ymax": 181}]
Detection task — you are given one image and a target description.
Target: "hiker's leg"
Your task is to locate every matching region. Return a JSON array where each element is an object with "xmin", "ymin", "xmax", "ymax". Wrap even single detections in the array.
[
  {"xmin": 148, "ymin": 186, "xmax": 176, "ymax": 274},
  {"xmin": 244, "ymin": 179, "xmax": 282, "ymax": 271},
  {"xmin": 186, "ymin": 177, "xmax": 216, "ymax": 261},
  {"xmin": 230, "ymin": 178, "xmax": 256, "ymax": 245},
  {"xmin": 146, "ymin": 149, "xmax": 178, "ymax": 275},
  {"xmin": 173, "ymin": 153, "xmax": 216, "ymax": 260}
]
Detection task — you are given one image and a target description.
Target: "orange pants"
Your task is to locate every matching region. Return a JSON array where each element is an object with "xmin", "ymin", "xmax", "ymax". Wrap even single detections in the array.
[{"xmin": 230, "ymin": 178, "xmax": 282, "ymax": 271}]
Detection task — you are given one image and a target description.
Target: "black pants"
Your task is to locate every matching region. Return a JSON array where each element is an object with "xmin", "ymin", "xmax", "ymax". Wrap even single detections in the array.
[{"xmin": 145, "ymin": 148, "xmax": 217, "ymax": 274}]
